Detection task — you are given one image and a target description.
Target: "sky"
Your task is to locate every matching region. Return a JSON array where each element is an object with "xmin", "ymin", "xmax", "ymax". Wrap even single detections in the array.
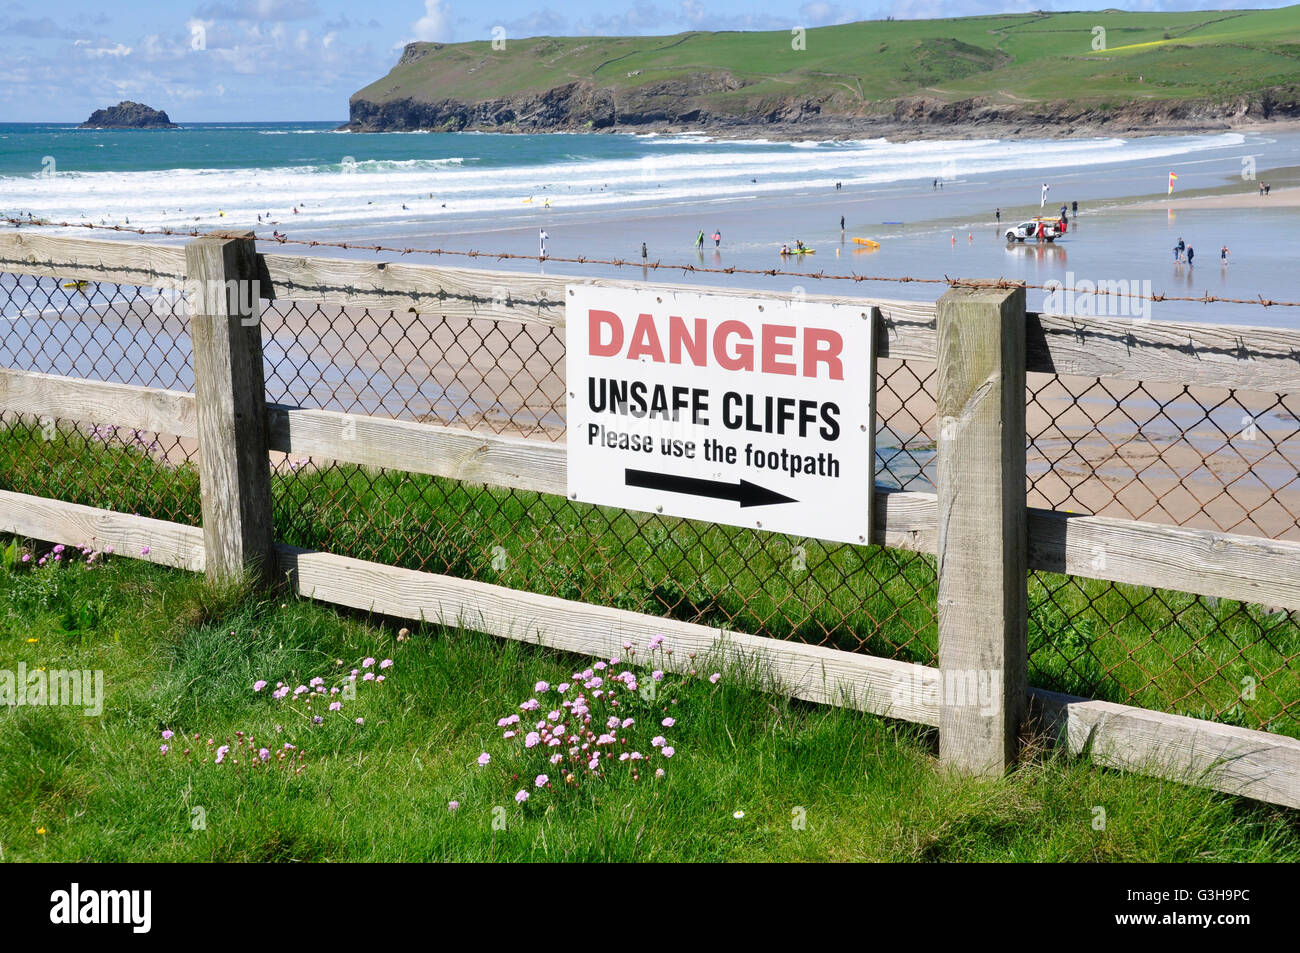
[{"xmin": 0, "ymin": 0, "xmax": 1293, "ymax": 122}]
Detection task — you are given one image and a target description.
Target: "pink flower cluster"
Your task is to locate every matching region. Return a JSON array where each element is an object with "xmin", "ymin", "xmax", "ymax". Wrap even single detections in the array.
[
  {"xmin": 253, "ymin": 656, "xmax": 392, "ymax": 724},
  {"xmin": 23, "ymin": 541, "xmax": 113, "ymax": 570},
  {"xmin": 484, "ymin": 636, "xmax": 691, "ymax": 802},
  {"xmin": 158, "ymin": 729, "xmax": 307, "ymax": 773}
]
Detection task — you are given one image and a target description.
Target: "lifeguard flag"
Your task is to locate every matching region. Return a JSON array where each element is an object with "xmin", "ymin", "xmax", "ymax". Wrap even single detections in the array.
[{"xmin": 1168, "ymin": 171, "xmax": 1178, "ymax": 195}]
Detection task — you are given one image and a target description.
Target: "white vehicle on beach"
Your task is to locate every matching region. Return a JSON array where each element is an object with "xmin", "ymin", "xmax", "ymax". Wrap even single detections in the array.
[{"xmin": 1005, "ymin": 218, "xmax": 1064, "ymax": 243}]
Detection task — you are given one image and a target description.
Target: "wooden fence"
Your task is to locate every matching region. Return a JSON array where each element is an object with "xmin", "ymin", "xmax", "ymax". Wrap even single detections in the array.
[{"xmin": 1, "ymin": 229, "xmax": 1297, "ymax": 809}]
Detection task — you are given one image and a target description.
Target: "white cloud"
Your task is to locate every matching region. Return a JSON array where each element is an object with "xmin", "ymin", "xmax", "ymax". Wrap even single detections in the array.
[
  {"xmin": 798, "ymin": 2, "xmax": 862, "ymax": 26},
  {"xmin": 413, "ymin": 0, "xmax": 451, "ymax": 42},
  {"xmin": 84, "ymin": 43, "xmax": 133, "ymax": 57}
]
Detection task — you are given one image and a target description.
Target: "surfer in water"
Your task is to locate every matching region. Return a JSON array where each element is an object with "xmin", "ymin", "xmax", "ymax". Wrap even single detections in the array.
[{"xmin": 695, "ymin": 229, "xmax": 705, "ymax": 250}]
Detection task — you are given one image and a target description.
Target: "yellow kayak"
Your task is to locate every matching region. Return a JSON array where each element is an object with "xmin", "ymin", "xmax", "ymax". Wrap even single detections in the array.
[
  {"xmin": 780, "ymin": 248, "xmax": 815, "ymax": 256},
  {"xmin": 852, "ymin": 237, "xmax": 880, "ymax": 248}
]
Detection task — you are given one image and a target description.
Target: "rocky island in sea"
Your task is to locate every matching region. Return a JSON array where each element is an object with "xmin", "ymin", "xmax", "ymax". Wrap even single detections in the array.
[{"xmin": 79, "ymin": 101, "xmax": 178, "ymax": 129}]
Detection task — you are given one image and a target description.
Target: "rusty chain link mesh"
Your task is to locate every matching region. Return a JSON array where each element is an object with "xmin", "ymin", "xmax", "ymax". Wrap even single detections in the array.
[
  {"xmin": 1025, "ymin": 371, "xmax": 1300, "ymax": 736},
  {"xmin": 258, "ymin": 301, "xmax": 939, "ymax": 665},
  {"xmin": 0, "ymin": 273, "xmax": 201, "ymax": 526},
  {"xmin": 2, "ymin": 267, "xmax": 1297, "ymax": 737}
]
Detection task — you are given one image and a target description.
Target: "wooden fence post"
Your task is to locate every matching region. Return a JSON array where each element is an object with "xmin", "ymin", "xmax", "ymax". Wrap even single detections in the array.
[
  {"xmin": 185, "ymin": 231, "xmax": 275, "ymax": 584},
  {"xmin": 935, "ymin": 285, "xmax": 1028, "ymax": 776}
]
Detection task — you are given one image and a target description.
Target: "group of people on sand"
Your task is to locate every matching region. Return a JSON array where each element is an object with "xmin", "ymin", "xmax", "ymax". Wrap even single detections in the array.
[{"xmin": 1173, "ymin": 236, "xmax": 1231, "ymax": 265}]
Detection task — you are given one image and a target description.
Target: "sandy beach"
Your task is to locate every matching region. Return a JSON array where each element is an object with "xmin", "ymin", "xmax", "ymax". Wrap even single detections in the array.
[{"xmin": 1133, "ymin": 186, "xmax": 1298, "ymax": 211}]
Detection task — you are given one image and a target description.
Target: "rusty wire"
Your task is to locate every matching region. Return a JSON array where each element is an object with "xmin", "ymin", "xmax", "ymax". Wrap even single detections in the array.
[{"xmin": 5, "ymin": 218, "xmax": 1299, "ymax": 308}]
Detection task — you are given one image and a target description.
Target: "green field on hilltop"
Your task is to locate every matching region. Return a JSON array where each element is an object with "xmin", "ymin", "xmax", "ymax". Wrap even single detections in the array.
[{"xmin": 354, "ymin": 6, "xmax": 1300, "ymax": 115}]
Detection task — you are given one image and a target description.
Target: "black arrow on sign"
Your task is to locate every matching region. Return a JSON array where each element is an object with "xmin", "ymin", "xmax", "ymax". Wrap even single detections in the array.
[{"xmin": 625, "ymin": 468, "xmax": 797, "ymax": 508}]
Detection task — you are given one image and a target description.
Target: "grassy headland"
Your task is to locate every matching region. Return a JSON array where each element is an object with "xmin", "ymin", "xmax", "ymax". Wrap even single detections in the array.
[{"xmin": 345, "ymin": 7, "xmax": 1300, "ymax": 136}]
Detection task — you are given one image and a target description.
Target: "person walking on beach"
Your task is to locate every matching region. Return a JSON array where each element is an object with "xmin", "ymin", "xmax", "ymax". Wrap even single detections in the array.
[
  {"xmin": 695, "ymin": 229, "xmax": 704, "ymax": 250},
  {"xmin": 933, "ymin": 179, "xmax": 937, "ymax": 190},
  {"xmin": 1221, "ymin": 244, "xmax": 1229, "ymax": 262},
  {"xmin": 1175, "ymin": 237, "xmax": 1185, "ymax": 262},
  {"xmin": 1071, "ymin": 200, "xmax": 1078, "ymax": 216},
  {"xmin": 712, "ymin": 229, "xmax": 721, "ymax": 248},
  {"xmin": 840, "ymin": 215, "xmax": 845, "ymax": 232},
  {"xmin": 995, "ymin": 208, "xmax": 1000, "ymax": 223},
  {"xmin": 641, "ymin": 242, "xmax": 648, "ymax": 260},
  {"xmin": 1186, "ymin": 246, "xmax": 1194, "ymax": 266},
  {"xmin": 539, "ymin": 229, "xmax": 549, "ymax": 257}
]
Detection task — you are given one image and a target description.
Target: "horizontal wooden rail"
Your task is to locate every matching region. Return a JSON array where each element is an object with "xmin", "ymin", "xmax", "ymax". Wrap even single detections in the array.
[
  {"xmin": 0, "ymin": 486, "xmax": 1295, "ymax": 808},
  {"xmin": 0, "ymin": 368, "xmax": 197, "ymax": 437},
  {"xmin": 1031, "ymin": 688, "xmax": 1300, "ymax": 810},
  {"xmin": 0, "ymin": 232, "xmax": 186, "ymax": 290},
  {"xmin": 5, "ymin": 366, "xmax": 1300, "ymax": 610},
  {"xmin": 0, "ymin": 489, "xmax": 203, "ymax": 571},
  {"xmin": 278, "ymin": 543, "xmax": 940, "ymax": 725},
  {"xmin": 5, "ymin": 232, "xmax": 1300, "ymax": 391}
]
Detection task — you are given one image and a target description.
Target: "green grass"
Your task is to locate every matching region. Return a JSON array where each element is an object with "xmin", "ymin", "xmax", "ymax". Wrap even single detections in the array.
[
  {"xmin": 1, "ymin": 425, "xmax": 1295, "ymax": 740},
  {"xmin": 1, "ymin": 549, "xmax": 1297, "ymax": 861},
  {"xmin": 353, "ymin": 7, "xmax": 1300, "ymax": 118}
]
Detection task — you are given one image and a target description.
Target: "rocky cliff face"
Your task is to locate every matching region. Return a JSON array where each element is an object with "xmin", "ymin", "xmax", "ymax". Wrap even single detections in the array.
[
  {"xmin": 79, "ymin": 101, "xmax": 177, "ymax": 129},
  {"xmin": 344, "ymin": 79, "xmax": 1299, "ymax": 138}
]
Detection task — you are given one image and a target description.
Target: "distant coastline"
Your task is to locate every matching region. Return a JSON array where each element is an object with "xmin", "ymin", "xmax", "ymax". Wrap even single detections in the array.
[{"xmin": 340, "ymin": 91, "xmax": 1300, "ymax": 143}]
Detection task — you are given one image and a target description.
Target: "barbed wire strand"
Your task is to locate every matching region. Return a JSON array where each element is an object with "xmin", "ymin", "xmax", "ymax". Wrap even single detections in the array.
[{"xmin": 3, "ymin": 218, "xmax": 1295, "ymax": 308}]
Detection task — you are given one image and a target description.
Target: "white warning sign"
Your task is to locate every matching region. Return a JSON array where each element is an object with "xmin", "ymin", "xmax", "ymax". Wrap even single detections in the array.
[{"xmin": 565, "ymin": 285, "xmax": 874, "ymax": 544}]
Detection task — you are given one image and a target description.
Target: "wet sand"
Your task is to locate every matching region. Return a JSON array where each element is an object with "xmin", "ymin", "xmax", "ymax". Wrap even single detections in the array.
[
  {"xmin": 1133, "ymin": 186, "xmax": 1298, "ymax": 211},
  {"xmin": 873, "ymin": 359, "xmax": 1300, "ymax": 542}
]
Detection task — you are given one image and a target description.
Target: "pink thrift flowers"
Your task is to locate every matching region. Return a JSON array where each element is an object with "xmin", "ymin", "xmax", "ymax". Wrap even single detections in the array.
[{"xmin": 478, "ymin": 641, "xmax": 686, "ymax": 796}]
